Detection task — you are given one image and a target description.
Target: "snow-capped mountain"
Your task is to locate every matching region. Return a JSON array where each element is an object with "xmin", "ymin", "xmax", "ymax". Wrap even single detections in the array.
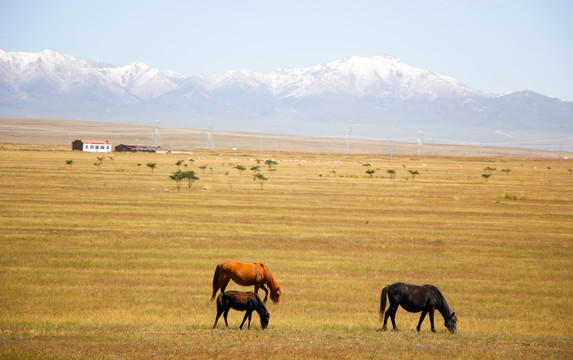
[
  {"xmin": 0, "ymin": 49, "xmax": 184, "ymax": 105},
  {"xmin": 1, "ymin": 49, "xmax": 572, "ymax": 148}
]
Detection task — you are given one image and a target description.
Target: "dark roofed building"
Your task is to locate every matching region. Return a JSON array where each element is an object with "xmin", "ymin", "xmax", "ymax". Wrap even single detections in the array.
[{"xmin": 114, "ymin": 144, "xmax": 170, "ymax": 153}]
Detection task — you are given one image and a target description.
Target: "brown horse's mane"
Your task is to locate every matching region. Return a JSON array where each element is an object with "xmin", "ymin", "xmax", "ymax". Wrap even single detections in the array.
[{"xmin": 259, "ymin": 263, "xmax": 279, "ymax": 292}]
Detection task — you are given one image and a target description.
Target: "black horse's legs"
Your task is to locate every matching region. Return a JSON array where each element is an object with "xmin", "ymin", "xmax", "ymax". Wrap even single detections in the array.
[
  {"xmin": 213, "ymin": 310, "xmax": 223, "ymax": 328},
  {"xmin": 416, "ymin": 311, "xmax": 428, "ymax": 331},
  {"xmin": 429, "ymin": 310, "xmax": 436, "ymax": 332},
  {"xmin": 223, "ymin": 309, "xmax": 230, "ymax": 328},
  {"xmin": 390, "ymin": 307, "xmax": 398, "ymax": 330},
  {"xmin": 382, "ymin": 309, "xmax": 390, "ymax": 330},
  {"xmin": 383, "ymin": 307, "xmax": 398, "ymax": 330},
  {"xmin": 240, "ymin": 310, "xmax": 252, "ymax": 330}
]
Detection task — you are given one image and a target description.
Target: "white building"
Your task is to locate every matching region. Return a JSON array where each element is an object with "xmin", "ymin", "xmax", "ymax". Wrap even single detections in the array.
[{"xmin": 72, "ymin": 140, "xmax": 112, "ymax": 153}]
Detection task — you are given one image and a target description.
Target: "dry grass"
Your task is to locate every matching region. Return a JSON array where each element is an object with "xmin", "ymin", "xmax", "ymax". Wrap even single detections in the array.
[{"xmin": 0, "ymin": 144, "xmax": 572, "ymax": 359}]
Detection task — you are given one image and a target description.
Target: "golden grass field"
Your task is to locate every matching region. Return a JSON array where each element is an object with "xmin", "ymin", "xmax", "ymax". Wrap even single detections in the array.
[{"xmin": 0, "ymin": 140, "xmax": 572, "ymax": 359}]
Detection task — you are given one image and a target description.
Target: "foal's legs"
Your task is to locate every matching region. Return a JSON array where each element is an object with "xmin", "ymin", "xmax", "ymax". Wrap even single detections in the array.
[
  {"xmin": 223, "ymin": 309, "xmax": 230, "ymax": 328},
  {"xmin": 239, "ymin": 310, "xmax": 252, "ymax": 330},
  {"xmin": 213, "ymin": 309, "xmax": 224, "ymax": 328}
]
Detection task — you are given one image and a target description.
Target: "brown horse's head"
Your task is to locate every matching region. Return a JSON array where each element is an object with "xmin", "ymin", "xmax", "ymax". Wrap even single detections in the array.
[
  {"xmin": 271, "ymin": 287, "xmax": 281, "ymax": 303},
  {"xmin": 261, "ymin": 263, "xmax": 281, "ymax": 304}
]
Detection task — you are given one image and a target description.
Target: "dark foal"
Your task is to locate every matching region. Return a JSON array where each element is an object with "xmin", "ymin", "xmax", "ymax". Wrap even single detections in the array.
[
  {"xmin": 213, "ymin": 291, "xmax": 270, "ymax": 330},
  {"xmin": 380, "ymin": 282, "xmax": 457, "ymax": 333}
]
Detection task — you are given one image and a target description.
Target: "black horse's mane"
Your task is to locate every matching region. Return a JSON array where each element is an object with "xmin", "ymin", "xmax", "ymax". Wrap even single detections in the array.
[{"xmin": 424, "ymin": 284, "xmax": 453, "ymax": 317}]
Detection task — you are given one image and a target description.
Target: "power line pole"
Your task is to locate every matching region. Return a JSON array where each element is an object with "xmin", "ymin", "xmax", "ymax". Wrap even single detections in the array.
[
  {"xmin": 387, "ymin": 136, "xmax": 392, "ymax": 159},
  {"xmin": 207, "ymin": 124, "xmax": 214, "ymax": 149},
  {"xmin": 417, "ymin": 130, "xmax": 424, "ymax": 156},
  {"xmin": 153, "ymin": 120, "xmax": 161, "ymax": 146}
]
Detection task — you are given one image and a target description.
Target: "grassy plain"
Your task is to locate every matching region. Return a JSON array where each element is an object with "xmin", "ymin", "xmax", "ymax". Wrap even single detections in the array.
[{"xmin": 0, "ymin": 144, "xmax": 572, "ymax": 359}]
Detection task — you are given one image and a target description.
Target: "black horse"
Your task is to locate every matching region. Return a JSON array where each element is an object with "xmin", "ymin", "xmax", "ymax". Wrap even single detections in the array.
[
  {"xmin": 380, "ymin": 282, "xmax": 457, "ymax": 333},
  {"xmin": 213, "ymin": 291, "xmax": 270, "ymax": 330}
]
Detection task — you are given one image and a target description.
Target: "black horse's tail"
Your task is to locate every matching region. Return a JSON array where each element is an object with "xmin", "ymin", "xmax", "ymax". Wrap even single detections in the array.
[
  {"xmin": 379, "ymin": 285, "xmax": 389, "ymax": 321},
  {"xmin": 211, "ymin": 265, "xmax": 220, "ymax": 301}
]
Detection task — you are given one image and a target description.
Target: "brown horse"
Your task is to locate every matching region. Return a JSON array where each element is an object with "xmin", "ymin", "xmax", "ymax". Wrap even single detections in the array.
[{"xmin": 211, "ymin": 261, "xmax": 281, "ymax": 304}]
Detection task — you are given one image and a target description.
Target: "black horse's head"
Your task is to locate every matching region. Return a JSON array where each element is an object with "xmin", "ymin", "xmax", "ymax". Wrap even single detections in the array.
[
  {"xmin": 260, "ymin": 311, "xmax": 271, "ymax": 329},
  {"xmin": 445, "ymin": 312, "xmax": 457, "ymax": 333}
]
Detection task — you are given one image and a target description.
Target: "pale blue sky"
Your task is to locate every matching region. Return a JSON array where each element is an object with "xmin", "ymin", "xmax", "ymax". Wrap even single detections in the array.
[{"xmin": 1, "ymin": 0, "xmax": 572, "ymax": 100}]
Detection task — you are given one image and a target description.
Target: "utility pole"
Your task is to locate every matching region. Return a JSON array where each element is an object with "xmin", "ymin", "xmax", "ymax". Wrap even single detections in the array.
[
  {"xmin": 207, "ymin": 124, "xmax": 214, "ymax": 149},
  {"xmin": 387, "ymin": 136, "xmax": 393, "ymax": 159},
  {"xmin": 417, "ymin": 130, "xmax": 424, "ymax": 156},
  {"xmin": 153, "ymin": 120, "xmax": 161, "ymax": 146}
]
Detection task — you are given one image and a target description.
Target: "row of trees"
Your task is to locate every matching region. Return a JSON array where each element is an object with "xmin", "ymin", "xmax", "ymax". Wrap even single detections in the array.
[
  {"xmin": 170, "ymin": 159, "xmax": 270, "ymax": 192},
  {"xmin": 67, "ymin": 156, "xmax": 529, "ymax": 187},
  {"xmin": 67, "ymin": 156, "xmax": 272, "ymax": 192},
  {"xmin": 362, "ymin": 163, "xmax": 419, "ymax": 180}
]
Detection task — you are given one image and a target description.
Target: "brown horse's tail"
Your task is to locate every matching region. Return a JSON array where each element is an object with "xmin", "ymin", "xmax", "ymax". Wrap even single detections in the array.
[
  {"xmin": 380, "ymin": 285, "xmax": 389, "ymax": 322},
  {"xmin": 211, "ymin": 265, "xmax": 220, "ymax": 301}
]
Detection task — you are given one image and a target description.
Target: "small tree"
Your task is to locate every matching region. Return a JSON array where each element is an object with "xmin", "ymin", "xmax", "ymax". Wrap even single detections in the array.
[
  {"xmin": 65, "ymin": 160, "xmax": 74, "ymax": 170},
  {"xmin": 482, "ymin": 173, "xmax": 492, "ymax": 183},
  {"xmin": 183, "ymin": 170, "xmax": 199, "ymax": 190},
  {"xmin": 386, "ymin": 169, "xmax": 396, "ymax": 180},
  {"xmin": 170, "ymin": 170, "xmax": 185, "ymax": 191},
  {"xmin": 175, "ymin": 160, "xmax": 184, "ymax": 168},
  {"xmin": 94, "ymin": 156, "xmax": 104, "ymax": 171},
  {"xmin": 366, "ymin": 169, "xmax": 375, "ymax": 178},
  {"xmin": 199, "ymin": 164, "xmax": 208, "ymax": 174},
  {"xmin": 408, "ymin": 170, "xmax": 420, "ymax": 179},
  {"xmin": 234, "ymin": 164, "xmax": 247, "ymax": 175},
  {"xmin": 147, "ymin": 162, "xmax": 157, "ymax": 174},
  {"xmin": 253, "ymin": 173, "xmax": 268, "ymax": 191},
  {"xmin": 264, "ymin": 159, "xmax": 277, "ymax": 169},
  {"xmin": 251, "ymin": 165, "xmax": 261, "ymax": 172},
  {"xmin": 501, "ymin": 169, "xmax": 511, "ymax": 176}
]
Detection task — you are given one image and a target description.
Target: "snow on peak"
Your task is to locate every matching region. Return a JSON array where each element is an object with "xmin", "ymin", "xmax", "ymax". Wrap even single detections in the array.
[
  {"xmin": 251, "ymin": 54, "xmax": 479, "ymax": 99},
  {"xmin": 0, "ymin": 49, "xmax": 184, "ymax": 99},
  {"xmin": 1, "ymin": 49, "xmax": 484, "ymax": 102}
]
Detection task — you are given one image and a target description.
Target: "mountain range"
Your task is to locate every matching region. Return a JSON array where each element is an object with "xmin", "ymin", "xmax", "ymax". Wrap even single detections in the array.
[{"xmin": 1, "ymin": 49, "xmax": 572, "ymax": 149}]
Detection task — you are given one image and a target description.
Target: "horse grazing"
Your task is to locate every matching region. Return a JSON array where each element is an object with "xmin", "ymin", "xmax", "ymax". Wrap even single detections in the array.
[
  {"xmin": 211, "ymin": 261, "xmax": 281, "ymax": 304},
  {"xmin": 213, "ymin": 291, "xmax": 270, "ymax": 330},
  {"xmin": 380, "ymin": 282, "xmax": 457, "ymax": 333}
]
